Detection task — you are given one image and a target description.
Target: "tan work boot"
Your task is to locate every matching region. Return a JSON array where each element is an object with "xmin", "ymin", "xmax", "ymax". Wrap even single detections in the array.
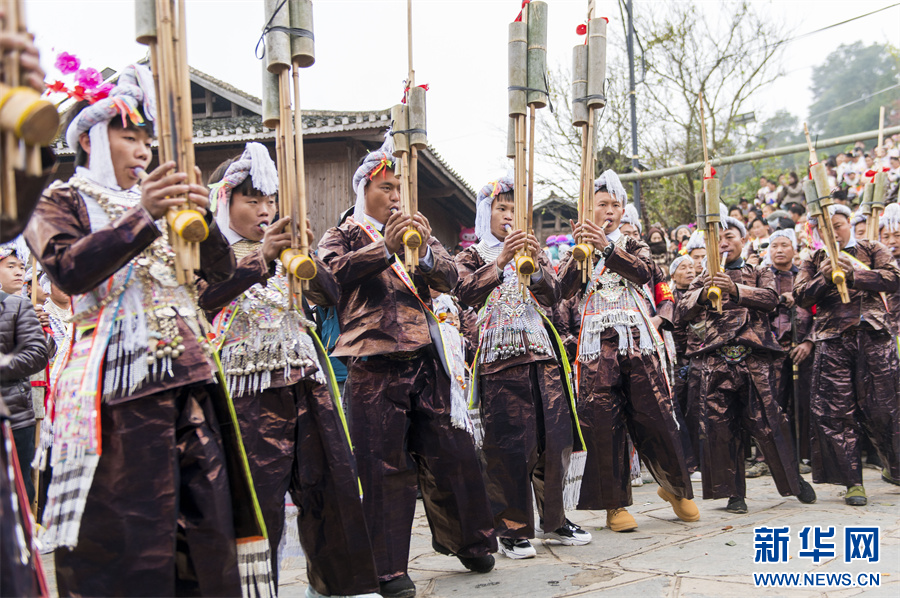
[
  {"xmin": 606, "ymin": 508, "xmax": 638, "ymax": 532},
  {"xmin": 657, "ymin": 487, "xmax": 701, "ymax": 522}
]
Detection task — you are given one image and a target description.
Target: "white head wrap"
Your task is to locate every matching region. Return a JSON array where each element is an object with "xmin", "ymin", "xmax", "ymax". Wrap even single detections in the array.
[
  {"xmin": 475, "ymin": 174, "xmax": 514, "ymax": 241},
  {"xmin": 768, "ymin": 228, "xmax": 797, "ymax": 250},
  {"xmin": 0, "ymin": 235, "xmax": 30, "ymax": 264},
  {"xmin": 720, "ymin": 203, "xmax": 747, "ymax": 238},
  {"xmin": 621, "ymin": 204, "xmax": 642, "ymax": 233},
  {"xmin": 351, "ymin": 132, "xmax": 395, "ymax": 223},
  {"xmin": 684, "ymin": 230, "xmax": 706, "ymax": 253},
  {"xmin": 65, "ymin": 64, "xmax": 156, "ymax": 190},
  {"xmin": 593, "ymin": 170, "xmax": 628, "ymax": 205},
  {"xmin": 209, "ymin": 142, "xmax": 278, "ymax": 244},
  {"xmin": 880, "ymin": 202, "xmax": 900, "ymax": 232},
  {"xmin": 669, "ymin": 254, "xmax": 692, "ymax": 277}
]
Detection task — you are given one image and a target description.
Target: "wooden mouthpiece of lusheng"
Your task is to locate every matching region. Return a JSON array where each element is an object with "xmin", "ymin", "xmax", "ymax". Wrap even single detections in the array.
[
  {"xmin": 861, "ymin": 183, "xmax": 874, "ymax": 215},
  {"xmin": 572, "ymin": 243, "xmax": 591, "ymax": 262},
  {"xmin": 515, "ymin": 254, "xmax": 537, "ymax": 276},
  {"xmin": 281, "ymin": 249, "xmax": 317, "ymax": 280},
  {"xmin": 0, "ymin": 83, "xmax": 60, "ymax": 145},
  {"xmin": 572, "ymin": 44, "xmax": 588, "ymax": 127},
  {"xmin": 288, "ymin": 0, "xmax": 314, "ymax": 67},
  {"xmin": 135, "ymin": 0, "xmax": 157, "ymax": 44},
  {"xmin": 265, "ymin": 0, "xmax": 291, "ymax": 72},
  {"xmin": 506, "ymin": 117, "xmax": 516, "ymax": 159},
  {"xmin": 407, "ymin": 85, "xmax": 427, "ymax": 149},
  {"xmin": 261, "ymin": 66, "xmax": 280, "ymax": 128},
  {"xmin": 508, "ymin": 21, "xmax": 527, "ymax": 117},
  {"xmin": 168, "ymin": 209, "xmax": 209, "ymax": 243},
  {"xmin": 403, "ymin": 228, "xmax": 423, "ymax": 249},
  {"xmin": 705, "ymin": 178, "xmax": 721, "ymax": 221},
  {"xmin": 586, "ymin": 17, "xmax": 607, "ymax": 110},
  {"xmin": 391, "ymin": 103, "xmax": 410, "ymax": 155},
  {"xmin": 803, "ymin": 179, "xmax": 822, "ymax": 216},
  {"xmin": 525, "ymin": 1, "xmax": 548, "ymax": 108}
]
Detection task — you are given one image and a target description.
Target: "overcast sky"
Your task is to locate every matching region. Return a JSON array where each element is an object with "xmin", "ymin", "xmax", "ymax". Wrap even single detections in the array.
[{"xmin": 25, "ymin": 0, "xmax": 900, "ymax": 193}]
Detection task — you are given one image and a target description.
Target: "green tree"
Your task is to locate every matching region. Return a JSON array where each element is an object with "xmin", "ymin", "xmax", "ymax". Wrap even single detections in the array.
[{"xmin": 808, "ymin": 42, "xmax": 900, "ymax": 138}]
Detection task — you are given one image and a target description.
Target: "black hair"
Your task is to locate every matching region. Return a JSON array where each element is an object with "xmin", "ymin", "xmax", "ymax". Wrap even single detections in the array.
[
  {"xmin": 775, "ymin": 217, "xmax": 795, "ymax": 231},
  {"xmin": 495, "ymin": 190, "xmax": 514, "ymax": 204},
  {"xmin": 748, "ymin": 217, "xmax": 769, "ymax": 233},
  {"xmin": 68, "ymin": 100, "xmax": 151, "ymax": 168},
  {"xmin": 789, "ymin": 203, "xmax": 805, "ymax": 216},
  {"xmin": 208, "ymin": 153, "xmax": 269, "ymax": 197},
  {"xmin": 729, "ymin": 206, "xmax": 743, "ymax": 216}
]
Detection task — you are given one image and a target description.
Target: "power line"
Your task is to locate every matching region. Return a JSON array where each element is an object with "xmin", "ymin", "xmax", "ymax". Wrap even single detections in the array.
[
  {"xmin": 808, "ymin": 82, "xmax": 900, "ymax": 119},
  {"xmin": 768, "ymin": 3, "xmax": 900, "ymax": 51}
]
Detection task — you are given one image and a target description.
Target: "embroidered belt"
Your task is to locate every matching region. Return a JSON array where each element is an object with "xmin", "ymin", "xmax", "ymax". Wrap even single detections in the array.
[{"xmin": 716, "ymin": 344, "xmax": 751, "ymax": 363}]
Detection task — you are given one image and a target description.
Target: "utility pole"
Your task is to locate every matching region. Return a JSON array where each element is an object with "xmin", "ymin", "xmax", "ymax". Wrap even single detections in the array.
[{"xmin": 625, "ymin": 0, "xmax": 641, "ymax": 217}]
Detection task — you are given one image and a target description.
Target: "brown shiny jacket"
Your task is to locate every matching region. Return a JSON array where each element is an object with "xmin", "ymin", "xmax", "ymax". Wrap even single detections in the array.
[
  {"xmin": 317, "ymin": 221, "xmax": 457, "ymax": 358},
  {"xmin": 768, "ymin": 265, "xmax": 812, "ymax": 347},
  {"xmin": 675, "ymin": 261, "xmax": 782, "ymax": 357},
  {"xmin": 793, "ymin": 241, "xmax": 900, "ymax": 341},
  {"xmin": 558, "ymin": 236, "xmax": 654, "ymax": 302}
]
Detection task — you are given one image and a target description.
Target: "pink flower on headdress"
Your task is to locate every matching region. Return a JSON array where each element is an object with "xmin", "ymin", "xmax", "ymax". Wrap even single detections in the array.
[
  {"xmin": 54, "ymin": 52, "xmax": 80, "ymax": 75},
  {"xmin": 75, "ymin": 67, "xmax": 103, "ymax": 90}
]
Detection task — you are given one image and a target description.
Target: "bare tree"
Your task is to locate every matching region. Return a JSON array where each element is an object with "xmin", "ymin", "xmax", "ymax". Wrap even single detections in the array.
[{"xmin": 534, "ymin": 1, "xmax": 788, "ymax": 227}]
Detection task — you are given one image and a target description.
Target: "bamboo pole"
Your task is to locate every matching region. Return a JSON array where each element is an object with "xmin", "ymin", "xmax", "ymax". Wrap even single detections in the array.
[{"xmin": 698, "ymin": 93, "xmax": 722, "ymax": 312}]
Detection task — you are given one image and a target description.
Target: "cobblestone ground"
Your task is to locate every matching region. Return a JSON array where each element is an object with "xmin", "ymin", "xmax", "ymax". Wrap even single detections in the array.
[{"xmin": 41, "ymin": 468, "xmax": 899, "ymax": 597}]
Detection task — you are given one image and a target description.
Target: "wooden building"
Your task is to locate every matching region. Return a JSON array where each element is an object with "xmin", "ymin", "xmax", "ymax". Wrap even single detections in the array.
[
  {"xmin": 51, "ymin": 66, "xmax": 476, "ymax": 248},
  {"xmin": 533, "ymin": 191, "xmax": 577, "ymax": 244}
]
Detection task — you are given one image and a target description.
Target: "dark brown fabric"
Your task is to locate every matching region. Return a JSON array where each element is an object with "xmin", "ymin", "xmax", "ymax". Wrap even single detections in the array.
[
  {"xmin": 345, "ymin": 354, "xmax": 496, "ymax": 582},
  {"xmin": 888, "ymin": 256, "xmax": 900, "ymax": 334},
  {"xmin": 558, "ymin": 236, "xmax": 654, "ymax": 299},
  {"xmin": 675, "ymin": 262, "xmax": 783, "ymax": 356},
  {"xmin": 551, "ymin": 296, "xmax": 580, "ymax": 364},
  {"xmin": 769, "ymin": 266, "xmax": 812, "ymax": 346},
  {"xmin": 0, "ymin": 148, "xmax": 56, "ymax": 243},
  {"xmin": 793, "ymin": 241, "xmax": 900, "ymax": 341},
  {"xmin": 23, "ymin": 184, "xmax": 236, "ymax": 403},
  {"xmin": 478, "ymin": 361, "xmax": 572, "ymax": 538},
  {"xmin": 317, "ymin": 222, "xmax": 457, "ymax": 358},
  {"xmin": 673, "ymin": 356, "xmax": 701, "ymax": 473},
  {"xmin": 809, "ymin": 329, "xmax": 900, "ymax": 487},
  {"xmin": 697, "ymin": 353, "xmax": 802, "ymax": 500},
  {"xmin": 575, "ymin": 334, "xmax": 693, "ymax": 510},
  {"xmin": 54, "ymin": 384, "xmax": 241, "ymax": 597},
  {"xmin": 234, "ymin": 381, "xmax": 378, "ymax": 596},
  {"xmin": 454, "ymin": 247, "xmax": 559, "ymax": 375}
]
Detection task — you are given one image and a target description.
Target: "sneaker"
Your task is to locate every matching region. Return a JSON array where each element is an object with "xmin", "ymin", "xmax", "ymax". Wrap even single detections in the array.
[
  {"xmin": 606, "ymin": 508, "xmax": 638, "ymax": 532},
  {"xmin": 690, "ymin": 470, "xmax": 702, "ymax": 481},
  {"xmin": 379, "ymin": 574, "xmax": 416, "ymax": 598},
  {"xmin": 498, "ymin": 537, "xmax": 536, "ymax": 559},
  {"xmin": 882, "ymin": 468, "xmax": 900, "ymax": 486},
  {"xmin": 796, "ymin": 479, "xmax": 817, "ymax": 504},
  {"xmin": 432, "ymin": 539, "xmax": 496, "ymax": 572},
  {"xmin": 538, "ymin": 519, "xmax": 592, "ymax": 546},
  {"xmin": 631, "ymin": 476, "xmax": 644, "ymax": 487},
  {"xmin": 845, "ymin": 485, "xmax": 867, "ymax": 506},
  {"xmin": 725, "ymin": 497, "xmax": 748, "ymax": 514},
  {"xmin": 745, "ymin": 461, "xmax": 769, "ymax": 478},
  {"xmin": 798, "ymin": 461, "xmax": 812, "ymax": 474},
  {"xmin": 657, "ymin": 487, "xmax": 700, "ymax": 522}
]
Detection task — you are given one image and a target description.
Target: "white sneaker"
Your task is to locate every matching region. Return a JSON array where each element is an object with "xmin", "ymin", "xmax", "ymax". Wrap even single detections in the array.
[
  {"xmin": 690, "ymin": 471, "xmax": 702, "ymax": 481},
  {"xmin": 498, "ymin": 537, "xmax": 536, "ymax": 559},
  {"xmin": 631, "ymin": 476, "xmax": 644, "ymax": 487},
  {"xmin": 537, "ymin": 519, "xmax": 592, "ymax": 546}
]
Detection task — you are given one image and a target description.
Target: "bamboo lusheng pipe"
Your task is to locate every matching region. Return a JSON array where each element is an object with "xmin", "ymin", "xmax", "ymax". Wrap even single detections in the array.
[
  {"xmin": 586, "ymin": 16, "xmax": 607, "ymax": 110},
  {"xmin": 804, "ymin": 122, "xmax": 849, "ymax": 303},
  {"xmin": 137, "ymin": 0, "xmax": 208, "ymax": 284},
  {"xmin": 1, "ymin": 0, "xmax": 59, "ymax": 221},
  {"xmin": 698, "ymin": 92, "xmax": 722, "ymax": 312},
  {"xmin": 571, "ymin": 44, "xmax": 588, "ymax": 127},
  {"xmin": 867, "ymin": 171, "xmax": 887, "ymax": 241},
  {"xmin": 525, "ymin": 1, "xmax": 548, "ymax": 109}
]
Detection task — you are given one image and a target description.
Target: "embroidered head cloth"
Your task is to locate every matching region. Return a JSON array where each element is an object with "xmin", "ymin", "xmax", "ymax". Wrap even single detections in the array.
[
  {"xmin": 65, "ymin": 64, "xmax": 156, "ymax": 190},
  {"xmin": 684, "ymin": 230, "xmax": 705, "ymax": 252},
  {"xmin": 880, "ymin": 202, "xmax": 900, "ymax": 232},
  {"xmin": 210, "ymin": 142, "xmax": 278, "ymax": 244},
  {"xmin": 352, "ymin": 131, "xmax": 395, "ymax": 222},
  {"xmin": 621, "ymin": 204, "xmax": 642, "ymax": 233},
  {"xmin": 720, "ymin": 203, "xmax": 747, "ymax": 238},
  {"xmin": 475, "ymin": 174, "xmax": 514, "ymax": 241},
  {"xmin": 768, "ymin": 228, "xmax": 797, "ymax": 250},
  {"xmin": 593, "ymin": 169, "xmax": 628, "ymax": 206}
]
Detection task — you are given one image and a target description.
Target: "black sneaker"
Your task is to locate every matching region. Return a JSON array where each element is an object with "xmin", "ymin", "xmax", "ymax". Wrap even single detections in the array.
[
  {"xmin": 882, "ymin": 468, "xmax": 900, "ymax": 486},
  {"xmin": 432, "ymin": 539, "xmax": 496, "ymax": 572},
  {"xmin": 725, "ymin": 497, "xmax": 748, "ymax": 514},
  {"xmin": 379, "ymin": 574, "xmax": 416, "ymax": 598},
  {"xmin": 537, "ymin": 519, "xmax": 592, "ymax": 546},
  {"xmin": 796, "ymin": 479, "xmax": 817, "ymax": 504}
]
